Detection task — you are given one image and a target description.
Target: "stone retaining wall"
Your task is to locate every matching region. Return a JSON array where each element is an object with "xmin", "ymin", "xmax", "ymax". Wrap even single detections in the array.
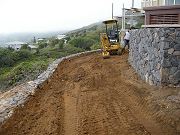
[
  {"xmin": 0, "ymin": 50, "xmax": 100, "ymax": 124},
  {"xmin": 129, "ymin": 28, "xmax": 180, "ymax": 86}
]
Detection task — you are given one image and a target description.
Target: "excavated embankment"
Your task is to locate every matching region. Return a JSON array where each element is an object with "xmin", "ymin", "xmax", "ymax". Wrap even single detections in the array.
[{"xmin": 0, "ymin": 52, "xmax": 180, "ymax": 135}]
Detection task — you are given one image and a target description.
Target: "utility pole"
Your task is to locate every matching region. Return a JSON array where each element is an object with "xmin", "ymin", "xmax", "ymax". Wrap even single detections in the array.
[
  {"xmin": 122, "ymin": 4, "xmax": 123, "ymax": 30},
  {"xmin": 112, "ymin": 3, "xmax": 114, "ymax": 19},
  {"xmin": 130, "ymin": 0, "xmax": 135, "ymax": 28},
  {"xmin": 121, "ymin": 4, "xmax": 126, "ymax": 46},
  {"xmin": 132, "ymin": 0, "xmax": 134, "ymax": 8},
  {"xmin": 122, "ymin": 3, "xmax": 125, "ymax": 30}
]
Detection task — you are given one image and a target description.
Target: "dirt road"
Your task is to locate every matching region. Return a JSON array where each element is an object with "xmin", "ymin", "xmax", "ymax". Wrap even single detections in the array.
[{"xmin": 0, "ymin": 53, "xmax": 179, "ymax": 135}]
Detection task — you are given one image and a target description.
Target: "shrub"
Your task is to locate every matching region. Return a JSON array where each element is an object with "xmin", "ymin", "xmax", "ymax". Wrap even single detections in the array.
[
  {"xmin": 38, "ymin": 42, "xmax": 48, "ymax": 49},
  {"xmin": 17, "ymin": 50, "xmax": 32, "ymax": 60},
  {"xmin": 64, "ymin": 44, "xmax": 84, "ymax": 54},
  {"xmin": 91, "ymin": 43, "xmax": 100, "ymax": 50},
  {"xmin": 0, "ymin": 48, "xmax": 18, "ymax": 67},
  {"xmin": 49, "ymin": 38, "xmax": 59, "ymax": 47},
  {"xmin": 69, "ymin": 37, "xmax": 95, "ymax": 50},
  {"xmin": 58, "ymin": 39, "xmax": 64, "ymax": 49},
  {"xmin": 20, "ymin": 44, "xmax": 30, "ymax": 50}
]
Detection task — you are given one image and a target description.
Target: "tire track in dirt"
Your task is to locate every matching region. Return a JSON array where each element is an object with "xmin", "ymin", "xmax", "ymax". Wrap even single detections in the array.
[{"xmin": 0, "ymin": 53, "xmax": 178, "ymax": 135}]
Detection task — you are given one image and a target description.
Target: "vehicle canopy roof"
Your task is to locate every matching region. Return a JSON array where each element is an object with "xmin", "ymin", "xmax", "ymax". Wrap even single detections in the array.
[{"xmin": 103, "ymin": 19, "xmax": 118, "ymax": 24}]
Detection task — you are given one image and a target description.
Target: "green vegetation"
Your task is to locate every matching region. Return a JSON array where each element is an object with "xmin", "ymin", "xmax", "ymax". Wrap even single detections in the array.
[
  {"xmin": 0, "ymin": 25, "xmax": 102, "ymax": 91},
  {"xmin": 0, "ymin": 18, "xmax": 144, "ymax": 91},
  {"xmin": 67, "ymin": 23, "xmax": 104, "ymax": 51}
]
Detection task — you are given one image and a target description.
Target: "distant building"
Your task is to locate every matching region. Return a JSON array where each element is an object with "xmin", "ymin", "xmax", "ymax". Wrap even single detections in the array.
[
  {"xmin": 114, "ymin": 8, "xmax": 144, "ymax": 29},
  {"xmin": 142, "ymin": 0, "xmax": 180, "ymax": 7},
  {"xmin": 37, "ymin": 38, "xmax": 47, "ymax": 43},
  {"xmin": 57, "ymin": 34, "xmax": 67, "ymax": 44},
  {"xmin": 4, "ymin": 41, "xmax": 38, "ymax": 51},
  {"xmin": 57, "ymin": 34, "xmax": 66, "ymax": 40},
  {"xmin": 141, "ymin": 0, "xmax": 180, "ymax": 25},
  {"xmin": 5, "ymin": 41, "xmax": 27, "ymax": 51},
  {"xmin": 28, "ymin": 45, "xmax": 38, "ymax": 50}
]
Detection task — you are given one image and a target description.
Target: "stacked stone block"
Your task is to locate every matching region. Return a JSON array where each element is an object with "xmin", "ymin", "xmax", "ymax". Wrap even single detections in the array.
[{"xmin": 129, "ymin": 28, "xmax": 180, "ymax": 86}]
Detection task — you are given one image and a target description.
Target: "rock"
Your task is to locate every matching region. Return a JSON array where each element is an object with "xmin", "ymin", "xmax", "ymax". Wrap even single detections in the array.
[
  {"xmin": 156, "ymin": 63, "xmax": 161, "ymax": 70},
  {"xmin": 167, "ymin": 95, "xmax": 180, "ymax": 103},
  {"xmin": 154, "ymin": 70, "xmax": 161, "ymax": 81},
  {"xmin": 161, "ymin": 67, "xmax": 170, "ymax": 75},
  {"xmin": 176, "ymin": 31, "xmax": 180, "ymax": 37},
  {"xmin": 173, "ymin": 51, "xmax": 180, "ymax": 56},
  {"xmin": 171, "ymin": 57, "xmax": 179, "ymax": 67},
  {"xmin": 174, "ymin": 70, "xmax": 180, "ymax": 81},
  {"xmin": 162, "ymin": 59, "xmax": 171, "ymax": 68},
  {"xmin": 144, "ymin": 73, "xmax": 149, "ymax": 83},
  {"xmin": 149, "ymin": 75, "xmax": 154, "ymax": 85},
  {"xmin": 129, "ymin": 27, "xmax": 179, "ymax": 86},
  {"xmin": 169, "ymin": 67, "xmax": 178, "ymax": 75},
  {"xmin": 164, "ymin": 51, "xmax": 169, "ymax": 58},
  {"xmin": 168, "ymin": 48, "xmax": 174, "ymax": 54},
  {"xmin": 174, "ymin": 44, "xmax": 180, "ymax": 51},
  {"xmin": 163, "ymin": 42, "xmax": 169, "ymax": 49},
  {"xmin": 169, "ymin": 41, "xmax": 176, "ymax": 48},
  {"xmin": 169, "ymin": 75, "xmax": 178, "ymax": 85}
]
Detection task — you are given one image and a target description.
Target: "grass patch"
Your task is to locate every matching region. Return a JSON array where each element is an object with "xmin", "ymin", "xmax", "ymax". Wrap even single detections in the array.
[{"xmin": 0, "ymin": 57, "xmax": 53, "ymax": 91}]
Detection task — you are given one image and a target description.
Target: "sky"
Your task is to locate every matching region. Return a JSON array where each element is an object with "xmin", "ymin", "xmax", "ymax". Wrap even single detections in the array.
[{"xmin": 0, "ymin": 0, "xmax": 141, "ymax": 34}]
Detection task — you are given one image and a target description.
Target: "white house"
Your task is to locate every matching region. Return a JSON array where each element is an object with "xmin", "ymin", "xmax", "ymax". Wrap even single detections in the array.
[
  {"xmin": 5, "ymin": 41, "xmax": 27, "ymax": 50},
  {"xmin": 57, "ymin": 34, "xmax": 67, "ymax": 44},
  {"xmin": 57, "ymin": 34, "xmax": 66, "ymax": 40},
  {"xmin": 28, "ymin": 45, "xmax": 38, "ymax": 49}
]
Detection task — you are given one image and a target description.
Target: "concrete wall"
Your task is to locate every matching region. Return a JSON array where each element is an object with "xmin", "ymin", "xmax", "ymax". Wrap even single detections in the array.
[{"xmin": 129, "ymin": 27, "xmax": 180, "ymax": 86}]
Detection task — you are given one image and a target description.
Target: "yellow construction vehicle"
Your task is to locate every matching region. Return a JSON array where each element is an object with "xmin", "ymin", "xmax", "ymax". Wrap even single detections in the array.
[{"xmin": 100, "ymin": 19, "xmax": 123, "ymax": 58}]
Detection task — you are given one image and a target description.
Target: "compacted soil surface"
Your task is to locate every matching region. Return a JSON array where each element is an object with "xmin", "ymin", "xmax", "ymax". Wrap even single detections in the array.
[{"xmin": 0, "ymin": 53, "xmax": 179, "ymax": 135}]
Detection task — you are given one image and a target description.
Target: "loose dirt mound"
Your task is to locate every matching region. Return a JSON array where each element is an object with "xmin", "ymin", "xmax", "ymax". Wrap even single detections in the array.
[{"xmin": 0, "ymin": 53, "xmax": 179, "ymax": 135}]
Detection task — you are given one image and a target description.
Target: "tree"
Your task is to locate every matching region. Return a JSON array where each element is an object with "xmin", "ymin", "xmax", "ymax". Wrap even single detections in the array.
[
  {"xmin": 49, "ymin": 38, "xmax": 59, "ymax": 47},
  {"xmin": 64, "ymin": 44, "xmax": 84, "ymax": 54},
  {"xmin": 38, "ymin": 42, "xmax": 48, "ymax": 49},
  {"xmin": 20, "ymin": 44, "xmax": 30, "ymax": 50},
  {"xmin": 69, "ymin": 37, "xmax": 95, "ymax": 51},
  {"xmin": 0, "ymin": 48, "xmax": 18, "ymax": 67},
  {"xmin": 58, "ymin": 39, "xmax": 64, "ymax": 49},
  {"xmin": 7, "ymin": 46, "xmax": 14, "ymax": 51},
  {"xmin": 91, "ymin": 43, "xmax": 100, "ymax": 50},
  {"xmin": 64, "ymin": 36, "xmax": 70, "ymax": 43},
  {"xmin": 17, "ymin": 50, "xmax": 31, "ymax": 60}
]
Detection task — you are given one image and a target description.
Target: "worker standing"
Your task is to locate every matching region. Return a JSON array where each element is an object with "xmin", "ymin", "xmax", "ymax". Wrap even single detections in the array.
[{"xmin": 123, "ymin": 29, "xmax": 130, "ymax": 50}]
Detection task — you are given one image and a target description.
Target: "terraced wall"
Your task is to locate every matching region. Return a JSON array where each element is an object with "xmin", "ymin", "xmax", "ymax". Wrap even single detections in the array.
[{"xmin": 129, "ymin": 27, "xmax": 180, "ymax": 86}]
